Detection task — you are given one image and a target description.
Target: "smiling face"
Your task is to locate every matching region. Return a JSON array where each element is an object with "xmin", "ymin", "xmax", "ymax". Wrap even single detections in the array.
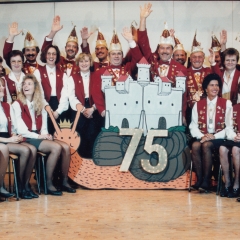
[
  {"xmin": 24, "ymin": 47, "xmax": 38, "ymax": 63},
  {"xmin": 22, "ymin": 78, "xmax": 35, "ymax": 98},
  {"xmin": 214, "ymin": 51, "xmax": 221, "ymax": 66},
  {"xmin": 65, "ymin": 41, "xmax": 78, "ymax": 60},
  {"xmin": 224, "ymin": 55, "xmax": 237, "ymax": 71},
  {"xmin": 79, "ymin": 56, "xmax": 91, "ymax": 73},
  {"xmin": 173, "ymin": 50, "xmax": 187, "ymax": 65},
  {"xmin": 158, "ymin": 44, "xmax": 173, "ymax": 62},
  {"xmin": 205, "ymin": 80, "xmax": 219, "ymax": 99},
  {"xmin": 46, "ymin": 47, "xmax": 57, "ymax": 67},
  {"xmin": 95, "ymin": 46, "xmax": 108, "ymax": 62},
  {"xmin": 10, "ymin": 55, "xmax": 23, "ymax": 73},
  {"xmin": 109, "ymin": 50, "xmax": 123, "ymax": 66},
  {"xmin": 190, "ymin": 51, "xmax": 205, "ymax": 69}
]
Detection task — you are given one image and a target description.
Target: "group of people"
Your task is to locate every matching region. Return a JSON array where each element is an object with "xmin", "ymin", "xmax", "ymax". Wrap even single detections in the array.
[{"xmin": 0, "ymin": 2, "xmax": 240, "ymax": 201}]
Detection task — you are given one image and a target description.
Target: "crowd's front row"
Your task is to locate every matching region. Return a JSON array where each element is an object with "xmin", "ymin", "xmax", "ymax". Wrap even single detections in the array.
[
  {"xmin": 0, "ymin": 75, "xmax": 76, "ymax": 200},
  {"xmin": 189, "ymin": 73, "xmax": 240, "ymax": 201}
]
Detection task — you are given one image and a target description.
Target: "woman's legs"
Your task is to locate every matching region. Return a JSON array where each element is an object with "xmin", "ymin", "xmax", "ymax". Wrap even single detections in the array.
[
  {"xmin": 201, "ymin": 141, "xmax": 214, "ymax": 189},
  {"xmin": 38, "ymin": 140, "xmax": 61, "ymax": 191},
  {"xmin": 54, "ymin": 140, "xmax": 73, "ymax": 189},
  {"xmin": 231, "ymin": 146, "xmax": 240, "ymax": 189},
  {"xmin": 219, "ymin": 146, "xmax": 231, "ymax": 188},
  {"xmin": 0, "ymin": 144, "xmax": 10, "ymax": 194},
  {"xmin": 191, "ymin": 141, "xmax": 203, "ymax": 188}
]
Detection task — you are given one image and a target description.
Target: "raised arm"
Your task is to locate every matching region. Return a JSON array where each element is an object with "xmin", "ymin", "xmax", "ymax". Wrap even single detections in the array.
[
  {"xmin": 139, "ymin": 2, "xmax": 153, "ymax": 31},
  {"xmin": 80, "ymin": 27, "xmax": 93, "ymax": 50},
  {"xmin": 220, "ymin": 29, "xmax": 227, "ymax": 52},
  {"xmin": 47, "ymin": 15, "xmax": 63, "ymax": 40}
]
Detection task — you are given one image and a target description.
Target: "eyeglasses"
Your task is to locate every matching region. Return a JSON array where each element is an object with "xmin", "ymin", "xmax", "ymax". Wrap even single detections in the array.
[
  {"xmin": 47, "ymin": 52, "xmax": 57, "ymax": 56},
  {"xmin": 11, "ymin": 60, "xmax": 22, "ymax": 65}
]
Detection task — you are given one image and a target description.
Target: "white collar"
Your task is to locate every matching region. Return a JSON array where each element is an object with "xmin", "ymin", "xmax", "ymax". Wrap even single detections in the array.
[
  {"xmin": 192, "ymin": 66, "xmax": 203, "ymax": 71},
  {"xmin": 207, "ymin": 96, "xmax": 218, "ymax": 105},
  {"xmin": 46, "ymin": 65, "xmax": 56, "ymax": 72},
  {"xmin": 80, "ymin": 71, "xmax": 90, "ymax": 78}
]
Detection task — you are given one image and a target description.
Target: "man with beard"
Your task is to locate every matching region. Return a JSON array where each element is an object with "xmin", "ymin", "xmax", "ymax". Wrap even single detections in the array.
[
  {"xmin": 80, "ymin": 27, "xmax": 109, "ymax": 71},
  {"xmin": 186, "ymin": 33, "xmax": 212, "ymax": 125},
  {"xmin": 172, "ymin": 36, "xmax": 187, "ymax": 66},
  {"xmin": 0, "ymin": 56, "xmax": 6, "ymax": 77},
  {"xmin": 3, "ymin": 22, "xmax": 42, "ymax": 74},
  {"xmin": 92, "ymin": 27, "xmax": 143, "ymax": 118},
  {"xmin": 42, "ymin": 16, "xmax": 79, "ymax": 76},
  {"xmin": 138, "ymin": 3, "xmax": 187, "ymax": 125}
]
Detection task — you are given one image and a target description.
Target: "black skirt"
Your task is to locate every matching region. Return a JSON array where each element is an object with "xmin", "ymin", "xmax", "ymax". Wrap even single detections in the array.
[
  {"xmin": 0, "ymin": 132, "xmax": 10, "ymax": 144},
  {"xmin": 221, "ymin": 140, "xmax": 240, "ymax": 148}
]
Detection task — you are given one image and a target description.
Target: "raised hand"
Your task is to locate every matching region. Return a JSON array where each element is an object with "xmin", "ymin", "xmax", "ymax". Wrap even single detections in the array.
[
  {"xmin": 208, "ymin": 48, "xmax": 215, "ymax": 65},
  {"xmin": 140, "ymin": 3, "xmax": 153, "ymax": 19},
  {"xmin": 80, "ymin": 27, "xmax": 93, "ymax": 40},
  {"xmin": 121, "ymin": 27, "xmax": 134, "ymax": 43},
  {"xmin": 8, "ymin": 22, "xmax": 22, "ymax": 37},
  {"xmin": 220, "ymin": 29, "xmax": 227, "ymax": 51},
  {"xmin": 51, "ymin": 15, "xmax": 63, "ymax": 33},
  {"xmin": 169, "ymin": 29, "xmax": 175, "ymax": 37}
]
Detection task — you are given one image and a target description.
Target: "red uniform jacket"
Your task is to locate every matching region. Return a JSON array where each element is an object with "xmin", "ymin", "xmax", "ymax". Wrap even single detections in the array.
[
  {"xmin": 187, "ymin": 67, "xmax": 212, "ymax": 108},
  {"xmin": 38, "ymin": 65, "xmax": 63, "ymax": 102},
  {"xmin": 211, "ymin": 64, "xmax": 240, "ymax": 105},
  {"xmin": 16, "ymin": 100, "xmax": 42, "ymax": 133},
  {"xmin": 197, "ymin": 97, "xmax": 227, "ymax": 134},
  {"xmin": 1, "ymin": 102, "xmax": 12, "ymax": 135},
  {"xmin": 2, "ymin": 74, "xmax": 17, "ymax": 102},
  {"xmin": 138, "ymin": 30, "xmax": 188, "ymax": 117}
]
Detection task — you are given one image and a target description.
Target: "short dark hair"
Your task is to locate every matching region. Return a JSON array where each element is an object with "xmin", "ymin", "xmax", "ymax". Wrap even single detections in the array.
[
  {"xmin": 7, "ymin": 50, "xmax": 24, "ymax": 69},
  {"xmin": 202, "ymin": 73, "xmax": 222, "ymax": 96},
  {"xmin": 222, "ymin": 48, "xmax": 239, "ymax": 67},
  {"xmin": 0, "ymin": 56, "xmax": 3, "ymax": 63},
  {"xmin": 22, "ymin": 46, "xmax": 40, "ymax": 54},
  {"xmin": 40, "ymin": 45, "xmax": 61, "ymax": 64}
]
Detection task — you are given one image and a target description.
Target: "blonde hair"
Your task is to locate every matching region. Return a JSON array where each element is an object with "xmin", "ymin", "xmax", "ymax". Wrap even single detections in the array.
[
  {"xmin": 17, "ymin": 74, "xmax": 44, "ymax": 116},
  {"xmin": 75, "ymin": 53, "xmax": 93, "ymax": 67}
]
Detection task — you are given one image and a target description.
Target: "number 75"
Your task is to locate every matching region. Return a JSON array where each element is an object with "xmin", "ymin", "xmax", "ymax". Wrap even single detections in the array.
[{"xmin": 119, "ymin": 129, "xmax": 168, "ymax": 174}]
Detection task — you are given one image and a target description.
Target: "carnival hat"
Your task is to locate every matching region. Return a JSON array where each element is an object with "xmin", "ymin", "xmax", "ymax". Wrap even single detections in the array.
[
  {"xmin": 24, "ymin": 31, "xmax": 38, "ymax": 48},
  {"xmin": 96, "ymin": 29, "xmax": 108, "ymax": 48},
  {"xmin": 211, "ymin": 34, "xmax": 221, "ymax": 52},
  {"xmin": 67, "ymin": 26, "xmax": 78, "ymax": 44},
  {"xmin": 159, "ymin": 22, "xmax": 175, "ymax": 47},
  {"xmin": 109, "ymin": 32, "xmax": 122, "ymax": 52},
  {"xmin": 191, "ymin": 31, "xmax": 204, "ymax": 54}
]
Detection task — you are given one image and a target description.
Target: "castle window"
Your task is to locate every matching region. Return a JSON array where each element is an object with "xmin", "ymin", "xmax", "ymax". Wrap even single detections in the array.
[
  {"xmin": 124, "ymin": 103, "xmax": 127, "ymax": 105},
  {"xmin": 114, "ymin": 104, "xmax": 116, "ymax": 106},
  {"xmin": 171, "ymin": 103, "xmax": 174, "ymax": 106},
  {"xmin": 159, "ymin": 102, "xmax": 162, "ymax": 105},
  {"xmin": 148, "ymin": 100, "xmax": 150, "ymax": 104},
  {"xmin": 136, "ymin": 101, "xmax": 138, "ymax": 104}
]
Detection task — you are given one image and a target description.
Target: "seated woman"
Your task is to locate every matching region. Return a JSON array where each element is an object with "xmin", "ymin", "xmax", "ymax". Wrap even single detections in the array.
[
  {"xmin": 189, "ymin": 73, "xmax": 232, "ymax": 191},
  {"xmin": 0, "ymin": 78, "xmax": 37, "ymax": 200},
  {"xmin": 12, "ymin": 74, "xmax": 75, "ymax": 195},
  {"xmin": 38, "ymin": 44, "xmax": 69, "ymax": 134},
  {"xmin": 68, "ymin": 53, "xmax": 103, "ymax": 158},
  {"xmin": 219, "ymin": 103, "xmax": 240, "ymax": 198}
]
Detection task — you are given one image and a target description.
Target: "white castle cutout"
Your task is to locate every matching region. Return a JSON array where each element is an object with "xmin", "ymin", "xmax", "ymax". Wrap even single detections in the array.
[{"xmin": 101, "ymin": 57, "xmax": 186, "ymax": 135}]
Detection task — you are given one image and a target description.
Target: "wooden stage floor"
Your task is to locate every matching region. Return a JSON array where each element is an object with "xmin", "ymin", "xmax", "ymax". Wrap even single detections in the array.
[{"xmin": 1, "ymin": 185, "xmax": 240, "ymax": 239}]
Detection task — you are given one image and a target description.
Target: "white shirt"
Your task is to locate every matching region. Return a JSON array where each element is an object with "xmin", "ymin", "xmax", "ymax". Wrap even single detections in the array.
[
  {"xmin": 0, "ymin": 103, "xmax": 17, "ymax": 134},
  {"xmin": 81, "ymin": 71, "xmax": 90, "ymax": 99},
  {"xmin": 12, "ymin": 100, "xmax": 48, "ymax": 139},
  {"xmin": 189, "ymin": 96, "xmax": 232, "ymax": 139},
  {"xmin": 222, "ymin": 69, "xmax": 235, "ymax": 96},
  {"xmin": 46, "ymin": 65, "xmax": 56, "ymax": 96}
]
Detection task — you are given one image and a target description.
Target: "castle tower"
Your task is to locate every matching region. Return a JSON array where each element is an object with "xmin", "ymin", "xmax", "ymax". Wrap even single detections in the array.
[
  {"xmin": 175, "ymin": 71, "xmax": 186, "ymax": 93},
  {"xmin": 158, "ymin": 76, "xmax": 172, "ymax": 95},
  {"xmin": 116, "ymin": 75, "xmax": 130, "ymax": 94},
  {"xmin": 137, "ymin": 57, "xmax": 151, "ymax": 87},
  {"xmin": 101, "ymin": 69, "xmax": 112, "ymax": 93}
]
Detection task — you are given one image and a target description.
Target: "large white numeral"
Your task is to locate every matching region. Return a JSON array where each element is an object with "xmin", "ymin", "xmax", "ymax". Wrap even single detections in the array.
[
  {"xmin": 119, "ymin": 129, "xmax": 143, "ymax": 172},
  {"xmin": 141, "ymin": 129, "xmax": 168, "ymax": 174},
  {"xmin": 119, "ymin": 129, "xmax": 168, "ymax": 173}
]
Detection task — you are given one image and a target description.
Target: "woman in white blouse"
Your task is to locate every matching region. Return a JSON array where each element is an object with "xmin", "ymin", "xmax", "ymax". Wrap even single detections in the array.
[
  {"xmin": 12, "ymin": 74, "xmax": 75, "ymax": 195},
  {"xmin": 0, "ymin": 78, "xmax": 38, "ymax": 200},
  {"xmin": 68, "ymin": 53, "xmax": 102, "ymax": 158},
  {"xmin": 38, "ymin": 44, "xmax": 69, "ymax": 134},
  {"xmin": 189, "ymin": 73, "xmax": 232, "ymax": 192}
]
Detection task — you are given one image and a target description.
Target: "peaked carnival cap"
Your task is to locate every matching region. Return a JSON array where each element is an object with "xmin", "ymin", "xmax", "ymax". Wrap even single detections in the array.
[
  {"xmin": 191, "ymin": 31, "xmax": 204, "ymax": 54},
  {"xmin": 109, "ymin": 31, "xmax": 122, "ymax": 52},
  {"xmin": 67, "ymin": 26, "xmax": 78, "ymax": 44},
  {"xmin": 24, "ymin": 31, "xmax": 38, "ymax": 48},
  {"xmin": 173, "ymin": 36, "xmax": 185, "ymax": 53},
  {"xmin": 96, "ymin": 28, "xmax": 108, "ymax": 48},
  {"xmin": 159, "ymin": 22, "xmax": 175, "ymax": 47},
  {"xmin": 211, "ymin": 34, "xmax": 221, "ymax": 52}
]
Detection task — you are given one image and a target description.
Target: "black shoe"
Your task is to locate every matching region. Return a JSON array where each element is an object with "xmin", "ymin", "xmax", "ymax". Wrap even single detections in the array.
[
  {"xmin": 0, "ymin": 191, "xmax": 15, "ymax": 199},
  {"xmin": 236, "ymin": 197, "xmax": 240, "ymax": 202},
  {"xmin": 20, "ymin": 190, "xmax": 32, "ymax": 199},
  {"xmin": 199, "ymin": 182, "xmax": 210, "ymax": 193},
  {"xmin": 47, "ymin": 188, "xmax": 62, "ymax": 196},
  {"xmin": 28, "ymin": 190, "xmax": 39, "ymax": 198},
  {"xmin": 220, "ymin": 186, "xmax": 232, "ymax": 197},
  {"xmin": 228, "ymin": 188, "xmax": 240, "ymax": 198},
  {"xmin": 62, "ymin": 185, "xmax": 76, "ymax": 193}
]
